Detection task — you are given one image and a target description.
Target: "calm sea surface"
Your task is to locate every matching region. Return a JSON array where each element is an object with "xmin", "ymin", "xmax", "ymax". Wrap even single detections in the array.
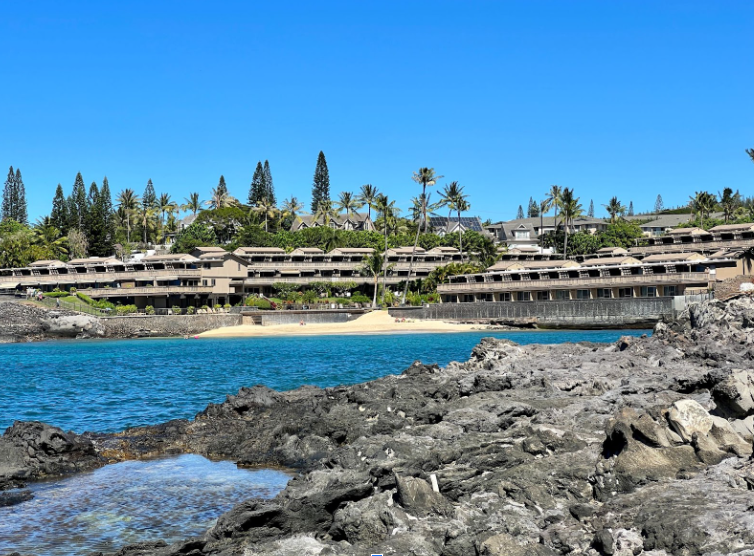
[{"xmin": 0, "ymin": 330, "xmax": 648, "ymax": 434}]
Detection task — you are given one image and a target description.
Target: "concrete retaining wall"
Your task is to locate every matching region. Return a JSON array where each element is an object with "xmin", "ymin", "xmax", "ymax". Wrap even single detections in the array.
[
  {"xmin": 388, "ymin": 298, "xmax": 676, "ymax": 329},
  {"xmin": 244, "ymin": 309, "xmax": 367, "ymax": 326},
  {"xmin": 102, "ymin": 314, "xmax": 241, "ymax": 338}
]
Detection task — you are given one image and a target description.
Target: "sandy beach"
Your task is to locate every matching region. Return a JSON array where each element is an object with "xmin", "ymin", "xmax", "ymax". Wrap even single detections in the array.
[{"xmin": 198, "ymin": 310, "xmax": 480, "ymax": 338}]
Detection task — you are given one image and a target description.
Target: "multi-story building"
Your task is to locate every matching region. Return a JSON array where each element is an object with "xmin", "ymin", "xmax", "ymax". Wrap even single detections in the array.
[
  {"xmin": 290, "ymin": 213, "xmax": 375, "ymax": 232},
  {"xmin": 628, "ymin": 223, "xmax": 754, "ymax": 256},
  {"xmin": 438, "ymin": 250, "xmax": 745, "ymax": 303}
]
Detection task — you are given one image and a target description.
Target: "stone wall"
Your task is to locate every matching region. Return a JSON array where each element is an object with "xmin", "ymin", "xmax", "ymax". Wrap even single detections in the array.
[
  {"xmin": 102, "ymin": 314, "xmax": 241, "ymax": 338},
  {"xmin": 243, "ymin": 309, "xmax": 367, "ymax": 326},
  {"xmin": 388, "ymin": 298, "xmax": 676, "ymax": 329}
]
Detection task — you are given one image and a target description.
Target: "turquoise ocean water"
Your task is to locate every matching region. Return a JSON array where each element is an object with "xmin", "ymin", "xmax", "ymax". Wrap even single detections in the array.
[{"xmin": 0, "ymin": 330, "xmax": 647, "ymax": 434}]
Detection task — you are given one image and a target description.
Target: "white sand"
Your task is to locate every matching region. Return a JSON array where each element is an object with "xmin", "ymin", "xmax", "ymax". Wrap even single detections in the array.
[{"xmin": 198, "ymin": 310, "xmax": 479, "ymax": 338}]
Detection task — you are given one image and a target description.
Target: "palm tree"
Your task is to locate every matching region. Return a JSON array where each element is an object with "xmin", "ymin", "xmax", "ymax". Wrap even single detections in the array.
[
  {"xmin": 313, "ymin": 199, "xmax": 339, "ymax": 228},
  {"xmin": 281, "ymin": 196, "xmax": 304, "ymax": 228},
  {"xmin": 438, "ymin": 182, "xmax": 462, "ymax": 233},
  {"xmin": 255, "ymin": 197, "xmax": 277, "ymax": 232},
  {"xmin": 558, "ymin": 188, "xmax": 583, "ymax": 259},
  {"xmin": 719, "ymin": 188, "xmax": 740, "ymax": 223},
  {"xmin": 137, "ymin": 203, "xmax": 158, "ymax": 244},
  {"xmin": 403, "ymin": 167, "xmax": 442, "ymax": 304},
  {"xmin": 603, "ymin": 196, "xmax": 625, "ymax": 224},
  {"xmin": 361, "ymin": 252, "xmax": 386, "ymax": 308},
  {"xmin": 375, "ymin": 194, "xmax": 398, "ymax": 304},
  {"xmin": 448, "ymin": 184, "xmax": 470, "ymax": 254},
  {"xmin": 357, "ymin": 184, "xmax": 380, "ymax": 222},
  {"xmin": 204, "ymin": 187, "xmax": 236, "ymax": 210},
  {"xmin": 746, "ymin": 146, "xmax": 754, "ymax": 164},
  {"xmin": 543, "ymin": 185, "xmax": 562, "ymax": 230},
  {"xmin": 157, "ymin": 193, "xmax": 178, "ymax": 242},
  {"xmin": 32, "ymin": 219, "xmax": 68, "ymax": 260},
  {"xmin": 689, "ymin": 191, "xmax": 716, "ymax": 228},
  {"xmin": 182, "ymin": 192, "xmax": 203, "ymax": 216},
  {"xmin": 116, "ymin": 189, "xmax": 140, "ymax": 243},
  {"xmin": 335, "ymin": 191, "xmax": 363, "ymax": 222}
]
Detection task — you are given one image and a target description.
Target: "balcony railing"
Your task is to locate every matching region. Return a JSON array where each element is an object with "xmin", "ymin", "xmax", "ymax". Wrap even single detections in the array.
[
  {"xmin": 631, "ymin": 237, "xmax": 754, "ymax": 254},
  {"xmin": 0, "ymin": 268, "xmax": 200, "ymax": 284},
  {"xmin": 81, "ymin": 285, "xmax": 213, "ymax": 298},
  {"xmin": 438, "ymin": 272, "xmax": 710, "ymax": 293}
]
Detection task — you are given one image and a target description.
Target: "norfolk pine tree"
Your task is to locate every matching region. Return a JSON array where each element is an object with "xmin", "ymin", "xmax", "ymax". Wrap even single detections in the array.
[
  {"xmin": 248, "ymin": 162, "xmax": 267, "ymax": 206},
  {"xmin": 51, "ymin": 184, "xmax": 68, "ymax": 233},
  {"xmin": 13, "ymin": 169, "xmax": 27, "ymax": 225},
  {"xmin": 311, "ymin": 151, "xmax": 331, "ymax": 212},
  {"xmin": 71, "ymin": 172, "xmax": 88, "ymax": 229},
  {"xmin": 2, "ymin": 166, "xmax": 14, "ymax": 221},
  {"xmin": 263, "ymin": 160, "xmax": 275, "ymax": 206},
  {"xmin": 588, "ymin": 200, "xmax": 594, "ymax": 218},
  {"xmin": 143, "ymin": 179, "xmax": 157, "ymax": 208}
]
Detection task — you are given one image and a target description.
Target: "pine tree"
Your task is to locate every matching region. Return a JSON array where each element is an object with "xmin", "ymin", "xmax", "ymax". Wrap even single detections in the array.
[
  {"xmin": 516, "ymin": 205, "xmax": 524, "ymax": 219},
  {"xmin": 217, "ymin": 175, "xmax": 228, "ymax": 198},
  {"xmin": 100, "ymin": 176, "xmax": 115, "ymax": 251},
  {"xmin": 654, "ymin": 194, "xmax": 664, "ymax": 215},
  {"xmin": 628, "ymin": 201, "xmax": 634, "ymax": 216},
  {"xmin": 13, "ymin": 169, "xmax": 27, "ymax": 225},
  {"xmin": 311, "ymin": 151, "xmax": 331, "ymax": 212},
  {"xmin": 248, "ymin": 162, "xmax": 267, "ymax": 206},
  {"xmin": 528, "ymin": 197, "xmax": 539, "ymax": 217},
  {"xmin": 1, "ymin": 166, "xmax": 14, "ymax": 221},
  {"xmin": 51, "ymin": 184, "xmax": 68, "ymax": 232},
  {"xmin": 71, "ymin": 172, "xmax": 88, "ymax": 229},
  {"xmin": 263, "ymin": 160, "xmax": 275, "ymax": 206},
  {"xmin": 143, "ymin": 179, "xmax": 156, "ymax": 208},
  {"xmin": 588, "ymin": 199, "xmax": 594, "ymax": 218},
  {"xmin": 87, "ymin": 181, "xmax": 114, "ymax": 256}
]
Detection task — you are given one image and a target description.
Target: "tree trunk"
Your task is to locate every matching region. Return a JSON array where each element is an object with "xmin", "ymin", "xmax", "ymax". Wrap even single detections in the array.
[
  {"xmin": 458, "ymin": 209, "xmax": 463, "ymax": 256},
  {"xmin": 382, "ymin": 226, "xmax": 388, "ymax": 305},
  {"xmin": 539, "ymin": 209, "xmax": 543, "ymax": 249},
  {"xmin": 402, "ymin": 184, "xmax": 426, "ymax": 304},
  {"xmin": 372, "ymin": 275, "xmax": 378, "ymax": 308},
  {"xmin": 563, "ymin": 217, "xmax": 569, "ymax": 260}
]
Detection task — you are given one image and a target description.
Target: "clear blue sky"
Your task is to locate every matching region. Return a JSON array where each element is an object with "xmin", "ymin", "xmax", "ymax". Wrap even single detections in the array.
[{"xmin": 2, "ymin": 1, "xmax": 753, "ymax": 223}]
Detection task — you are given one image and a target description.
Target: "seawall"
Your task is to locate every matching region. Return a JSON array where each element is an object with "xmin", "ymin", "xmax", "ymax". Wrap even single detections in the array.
[
  {"xmin": 102, "ymin": 314, "xmax": 242, "ymax": 338},
  {"xmin": 388, "ymin": 297, "xmax": 678, "ymax": 329},
  {"xmin": 241, "ymin": 309, "xmax": 368, "ymax": 326}
]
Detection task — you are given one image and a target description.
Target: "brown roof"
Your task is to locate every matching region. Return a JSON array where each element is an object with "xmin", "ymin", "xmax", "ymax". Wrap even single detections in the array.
[
  {"xmin": 708, "ymin": 223, "xmax": 754, "ymax": 233},
  {"xmin": 68, "ymin": 257, "xmax": 120, "ymax": 265},
  {"xmin": 233, "ymin": 247, "xmax": 287, "ymax": 255},
  {"xmin": 581, "ymin": 256, "xmax": 641, "ymax": 266},
  {"xmin": 142, "ymin": 253, "xmax": 199, "ymax": 263},
  {"xmin": 192, "ymin": 246, "xmax": 227, "ymax": 253},
  {"xmin": 665, "ymin": 227, "xmax": 709, "ymax": 235},
  {"xmin": 596, "ymin": 247, "xmax": 628, "ymax": 255},
  {"xmin": 328, "ymin": 248, "xmax": 375, "ymax": 254},
  {"xmin": 642, "ymin": 253, "xmax": 705, "ymax": 263}
]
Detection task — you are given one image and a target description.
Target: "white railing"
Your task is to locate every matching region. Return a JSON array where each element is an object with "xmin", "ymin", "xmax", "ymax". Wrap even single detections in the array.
[
  {"xmin": 0, "ymin": 268, "xmax": 199, "ymax": 284},
  {"xmin": 82, "ymin": 285, "xmax": 213, "ymax": 298}
]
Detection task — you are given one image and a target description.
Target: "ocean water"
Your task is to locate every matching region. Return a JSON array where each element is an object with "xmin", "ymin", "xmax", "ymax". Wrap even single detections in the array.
[
  {"xmin": 0, "ymin": 454, "xmax": 291, "ymax": 556},
  {"xmin": 0, "ymin": 330, "xmax": 649, "ymax": 434}
]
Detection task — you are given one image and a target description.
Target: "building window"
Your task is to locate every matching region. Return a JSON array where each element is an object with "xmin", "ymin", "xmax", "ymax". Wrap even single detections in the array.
[
  {"xmin": 514, "ymin": 230, "xmax": 530, "ymax": 240},
  {"xmin": 462, "ymin": 294, "xmax": 475, "ymax": 302},
  {"xmin": 618, "ymin": 288, "xmax": 633, "ymax": 298},
  {"xmin": 576, "ymin": 289, "xmax": 591, "ymax": 300},
  {"xmin": 665, "ymin": 285, "xmax": 677, "ymax": 296},
  {"xmin": 536, "ymin": 291, "xmax": 549, "ymax": 301},
  {"xmin": 554, "ymin": 290, "xmax": 569, "ymax": 300},
  {"xmin": 499, "ymin": 292, "xmax": 511, "ymax": 302},
  {"xmin": 597, "ymin": 288, "xmax": 612, "ymax": 299},
  {"xmin": 640, "ymin": 286, "xmax": 657, "ymax": 297},
  {"xmin": 517, "ymin": 291, "xmax": 531, "ymax": 301}
]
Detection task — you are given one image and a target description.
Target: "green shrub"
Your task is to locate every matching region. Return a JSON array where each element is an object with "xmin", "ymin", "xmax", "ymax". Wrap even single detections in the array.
[
  {"xmin": 201, "ymin": 305, "xmax": 209, "ymax": 310},
  {"xmin": 245, "ymin": 297, "xmax": 272, "ymax": 310},
  {"xmin": 302, "ymin": 290, "xmax": 318, "ymax": 303},
  {"xmin": 214, "ymin": 304, "xmax": 222, "ymax": 310},
  {"xmin": 172, "ymin": 305, "xmax": 182, "ymax": 314},
  {"xmin": 351, "ymin": 294, "xmax": 371, "ymax": 304},
  {"xmin": 223, "ymin": 303, "xmax": 231, "ymax": 309},
  {"xmin": 145, "ymin": 305, "xmax": 155, "ymax": 315},
  {"xmin": 186, "ymin": 306, "xmax": 196, "ymax": 315},
  {"xmin": 43, "ymin": 291, "xmax": 69, "ymax": 298},
  {"xmin": 115, "ymin": 304, "xmax": 138, "ymax": 315}
]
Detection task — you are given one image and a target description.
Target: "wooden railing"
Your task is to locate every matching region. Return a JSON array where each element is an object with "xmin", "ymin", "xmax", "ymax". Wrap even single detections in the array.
[
  {"xmin": 82, "ymin": 285, "xmax": 213, "ymax": 298},
  {"xmin": 630, "ymin": 237, "xmax": 754, "ymax": 254},
  {"xmin": 438, "ymin": 272, "xmax": 710, "ymax": 292}
]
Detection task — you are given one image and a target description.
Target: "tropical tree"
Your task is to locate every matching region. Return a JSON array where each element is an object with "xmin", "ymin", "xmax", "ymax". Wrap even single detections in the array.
[
  {"xmin": 746, "ymin": 146, "xmax": 754, "ymax": 164},
  {"xmin": 603, "ymin": 196, "xmax": 626, "ymax": 224},
  {"xmin": 719, "ymin": 187, "xmax": 741, "ymax": 223},
  {"xmin": 375, "ymin": 193, "xmax": 398, "ymax": 303},
  {"xmin": 689, "ymin": 191, "xmax": 716, "ymax": 227},
  {"xmin": 313, "ymin": 198, "xmax": 338, "ymax": 228},
  {"xmin": 361, "ymin": 252, "xmax": 387, "ymax": 308},
  {"xmin": 280, "ymin": 196, "xmax": 304, "ymax": 229},
  {"xmin": 32, "ymin": 218, "xmax": 68, "ymax": 260},
  {"xmin": 543, "ymin": 185, "xmax": 562, "ymax": 229},
  {"xmin": 182, "ymin": 192, "xmax": 203, "ymax": 216},
  {"xmin": 449, "ymin": 184, "xmax": 470, "ymax": 254},
  {"xmin": 137, "ymin": 203, "xmax": 158, "ymax": 244},
  {"xmin": 116, "ymin": 189, "xmax": 140, "ymax": 243},
  {"xmin": 558, "ymin": 188, "xmax": 583, "ymax": 260},
  {"xmin": 254, "ymin": 197, "xmax": 277, "ymax": 232},
  {"xmin": 438, "ymin": 182, "xmax": 462, "ymax": 233},
  {"xmin": 157, "ymin": 193, "xmax": 178, "ymax": 241},
  {"xmin": 335, "ymin": 191, "xmax": 362, "ymax": 221},
  {"xmin": 357, "ymin": 184, "xmax": 379, "ymax": 221},
  {"xmin": 205, "ymin": 186, "xmax": 236, "ymax": 210}
]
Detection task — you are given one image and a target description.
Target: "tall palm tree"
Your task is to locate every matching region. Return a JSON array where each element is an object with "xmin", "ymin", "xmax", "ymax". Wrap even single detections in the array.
[
  {"xmin": 255, "ymin": 197, "xmax": 277, "ymax": 232},
  {"xmin": 544, "ymin": 185, "xmax": 562, "ymax": 230},
  {"xmin": 313, "ymin": 199, "xmax": 339, "ymax": 228},
  {"xmin": 335, "ymin": 191, "xmax": 363, "ymax": 222},
  {"xmin": 375, "ymin": 194, "xmax": 398, "ymax": 304},
  {"xmin": 182, "ymin": 192, "xmax": 203, "ymax": 216},
  {"xmin": 281, "ymin": 196, "xmax": 305, "ymax": 227},
  {"xmin": 689, "ymin": 191, "xmax": 716, "ymax": 228},
  {"xmin": 438, "ymin": 182, "xmax": 462, "ymax": 233},
  {"xmin": 558, "ymin": 188, "xmax": 583, "ymax": 259},
  {"xmin": 117, "ymin": 189, "xmax": 140, "ymax": 243},
  {"xmin": 403, "ymin": 167, "xmax": 442, "ymax": 304},
  {"xmin": 204, "ymin": 187, "xmax": 236, "ymax": 210},
  {"xmin": 719, "ymin": 188, "xmax": 740, "ymax": 223},
  {"xmin": 32, "ymin": 218, "xmax": 68, "ymax": 260},
  {"xmin": 603, "ymin": 196, "xmax": 625, "ymax": 224},
  {"xmin": 357, "ymin": 184, "xmax": 380, "ymax": 222},
  {"xmin": 361, "ymin": 252, "xmax": 386, "ymax": 308},
  {"xmin": 157, "ymin": 193, "xmax": 178, "ymax": 241},
  {"xmin": 450, "ymin": 186, "xmax": 470, "ymax": 255}
]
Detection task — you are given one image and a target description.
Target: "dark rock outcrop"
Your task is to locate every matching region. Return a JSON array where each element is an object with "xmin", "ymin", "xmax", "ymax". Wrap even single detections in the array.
[
  {"xmin": 0, "ymin": 301, "xmax": 104, "ymax": 342},
  {"xmin": 3, "ymin": 297, "xmax": 754, "ymax": 555}
]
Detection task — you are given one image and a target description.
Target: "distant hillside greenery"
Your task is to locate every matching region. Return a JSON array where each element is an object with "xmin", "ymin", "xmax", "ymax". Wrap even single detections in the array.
[{"xmin": 540, "ymin": 221, "xmax": 646, "ymax": 257}]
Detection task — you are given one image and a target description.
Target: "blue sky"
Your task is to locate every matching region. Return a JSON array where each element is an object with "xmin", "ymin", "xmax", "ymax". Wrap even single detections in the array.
[{"xmin": 2, "ymin": 1, "xmax": 753, "ymax": 223}]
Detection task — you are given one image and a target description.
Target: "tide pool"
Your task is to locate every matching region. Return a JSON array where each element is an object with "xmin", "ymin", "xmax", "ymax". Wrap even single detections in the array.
[{"xmin": 0, "ymin": 330, "xmax": 648, "ymax": 433}]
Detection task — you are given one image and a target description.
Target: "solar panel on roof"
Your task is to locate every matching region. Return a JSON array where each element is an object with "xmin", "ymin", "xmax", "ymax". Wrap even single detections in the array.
[{"xmin": 427, "ymin": 216, "xmax": 483, "ymax": 232}]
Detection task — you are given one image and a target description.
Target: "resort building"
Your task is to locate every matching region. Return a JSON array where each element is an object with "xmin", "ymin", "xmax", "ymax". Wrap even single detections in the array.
[
  {"xmin": 484, "ymin": 216, "xmax": 608, "ymax": 249},
  {"xmin": 0, "ymin": 246, "xmax": 466, "ymax": 307},
  {"xmin": 628, "ymin": 224, "xmax": 754, "ymax": 256},
  {"xmin": 290, "ymin": 213, "xmax": 375, "ymax": 232},
  {"xmin": 426, "ymin": 216, "xmax": 486, "ymax": 236},
  {"xmin": 437, "ymin": 250, "xmax": 745, "ymax": 303}
]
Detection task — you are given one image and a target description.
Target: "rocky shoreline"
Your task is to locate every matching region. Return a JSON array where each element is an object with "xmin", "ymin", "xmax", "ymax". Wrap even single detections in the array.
[{"xmin": 2, "ymin": 298, "xmax": 754, "ymax": 555}]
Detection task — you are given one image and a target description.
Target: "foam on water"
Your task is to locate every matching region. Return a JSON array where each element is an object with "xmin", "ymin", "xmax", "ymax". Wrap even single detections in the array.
[{"xmin": 0, "ymin": 454, "xmax": 291, "ymax": 556}]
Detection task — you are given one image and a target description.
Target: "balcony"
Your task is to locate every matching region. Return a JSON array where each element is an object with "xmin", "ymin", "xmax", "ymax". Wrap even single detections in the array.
[
  {"xmin": 437, "ymin": 272, "xmax": 711, "ymax": 293},
  {"xmin": 0, "ymin": 268, "xmax": 200, "ymax": 285}
]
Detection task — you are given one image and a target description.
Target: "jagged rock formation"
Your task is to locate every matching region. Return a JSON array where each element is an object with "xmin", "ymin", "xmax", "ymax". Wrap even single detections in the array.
[
  {"xmin": 2, "ymin": 298, "xmax": 754, "ymax": 555},
  {"xmin": 0, "ymin": 301, "xmax": 105, "ymax": 342}
]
